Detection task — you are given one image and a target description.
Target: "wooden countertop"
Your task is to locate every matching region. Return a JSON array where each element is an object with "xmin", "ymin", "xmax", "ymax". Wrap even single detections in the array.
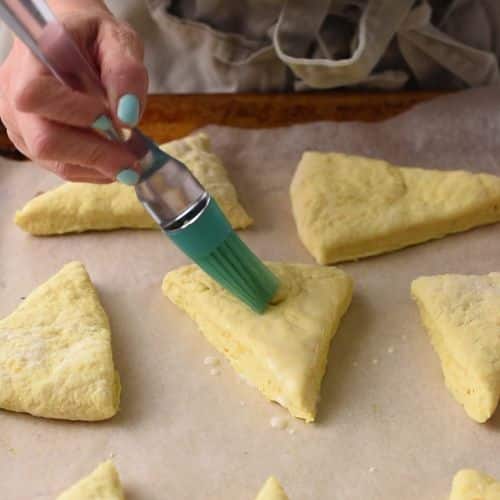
[{"xmin": 0, "ymin": 91, "xmax": 443, "ymax": 160}]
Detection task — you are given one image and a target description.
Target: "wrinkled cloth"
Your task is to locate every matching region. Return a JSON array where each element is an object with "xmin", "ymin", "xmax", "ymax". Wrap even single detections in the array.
[{"xmin": 0, "ymin": 0, "xmax": 499, "ymax": 92}]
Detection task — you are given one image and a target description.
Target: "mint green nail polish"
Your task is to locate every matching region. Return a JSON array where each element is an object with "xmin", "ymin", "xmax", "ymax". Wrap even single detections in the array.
[
  {"xmin": 117, "ymin": 94, "xmax": 140, "ymax": 126},
  {"xmin": 116, "ymin": 168, "xmax": 139, "ymax": 185},
  {"xmin": 92, "ymin": 115, "xmax": 113, "ymax": 132}
]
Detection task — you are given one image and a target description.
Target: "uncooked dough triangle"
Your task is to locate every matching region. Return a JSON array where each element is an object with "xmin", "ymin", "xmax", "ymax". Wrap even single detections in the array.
[
  {"xmin": 0, "ymin": 261, "xmax": 120, "ymax": 421},
  {"xmin": 57, "ymin": 460, "xmax": 124, "ymax": 500},
  {"xmin": 255, "ymin": 476, "xmax": 289, "ymax": 500},
  {"xmin": 162, "ymin": 262, "xmax": 353, "ymax": 422},
  {"xmin": 15, "ymin": 133, "xmax": 252, "ymax": 235},
  {"xmin": 449, "ymin": 469, "xmax": 500, "ymax": 500},
  {"xmin": 15, "ymin": 182, "xmax": 156, "ymax": 235},
  {"xmin": 411, "ymin": 273, "xmax": 500, "ymax": 423},
  {"xmin": 290, "ymin": 152, "xmax": 500, "ymax": 264}
]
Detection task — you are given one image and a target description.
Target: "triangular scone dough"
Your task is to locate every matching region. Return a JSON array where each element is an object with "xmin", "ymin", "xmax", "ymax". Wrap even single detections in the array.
[
  {"xmin": 161, "ymin": 133, "xmax": 252, "ymax": 229},
  {"xmin": 411, "ymin": 273, "xmax": 500, "ymax": 423},
  {"xmin": 57, "ymin": 460, "xmax": 124, "ymax": 500},
  {"xmin": 449, "ymin": 469, "xmax": 500, "ymax": 500},
  {"xmin": 15, "ymin": 182, "xmax": 156, "ymax": 235},
  {"xmin": 0, "ymin": 262, "xmax": 120, "ymax": 420},
  {"xmin": 255, "ymin": 476, "xmax": 289, "ymax": 500},
  {"xmin": 15, "ymin": 133, "xmax": 252, "ymax": 235},
  {"xmin": 290, "ymin": 152, "xmax": 500, "ymax": 264},
  {"xmin": 162, "ymin": 262, "xmax": 353, "ymax": 422}
]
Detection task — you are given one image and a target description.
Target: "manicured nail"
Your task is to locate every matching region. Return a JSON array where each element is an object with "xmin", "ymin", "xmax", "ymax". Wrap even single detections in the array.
[
  {"xmin": 116, "ymin": 168, "xmax": 139, "ymax": 185},
  {"xmin": 92, "ymin": 114, "xmax": 114, "ymax": 132},
  {"xmin": 117, "ymin": 94, "xmax": 140, "ymax": 126}
]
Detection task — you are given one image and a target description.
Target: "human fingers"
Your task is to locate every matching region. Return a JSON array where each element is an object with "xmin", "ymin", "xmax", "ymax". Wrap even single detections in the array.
[
  {"xmin": 96, "ymin": 19, "xmax": 148, "ymax": 127},
  {"xmin": 21, "ymin": 114, "xmax": 140, "ymax": 182}
]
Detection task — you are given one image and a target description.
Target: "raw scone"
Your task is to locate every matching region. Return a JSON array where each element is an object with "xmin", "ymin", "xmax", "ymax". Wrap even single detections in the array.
[
  {"xmin": 162, "ymin": 262, "xmax": 353, "ymax": 422},
  {"xmin": 449, "ymin": 469, "xmax": 500, "ymax": 500},
  {"xmin": 290, "ymin": 152, "xmax": 500, "ymax": 264},
  {"xmin": 411, "ymin": 273, "xmax": 500, "ymax": 423},
  {"xmin": 57, "ymin": 460, "xmax": 124, "ymax": 500},
  {"xmin": 162, "ymin": 132, "xmax": 252, "ymax": 229},
  {"xmin": 15, "ymin": 133, "xmax": 252, "ymax": 235},
  {"xmin": 255, "ymin": 476, "xmax": 289, "ymax": 500},
  {"xmin": 0, "ymin": 262, "xmax": 120, "ymax": 420}
]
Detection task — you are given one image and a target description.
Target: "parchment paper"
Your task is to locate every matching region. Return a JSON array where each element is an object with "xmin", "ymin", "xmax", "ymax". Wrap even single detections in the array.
[{"xmin": 1, "ymin": 86, "xmax": 500, "ymax": 500}]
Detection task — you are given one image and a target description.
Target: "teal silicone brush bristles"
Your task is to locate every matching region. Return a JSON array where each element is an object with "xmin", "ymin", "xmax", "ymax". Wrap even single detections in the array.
[
  {"xmin": 197, "ymin": 232, "xmax": 279, "ymax": 313},
  {"xmin": 167, "ymin": 197, "xmax": 279, "ymax": 313}
]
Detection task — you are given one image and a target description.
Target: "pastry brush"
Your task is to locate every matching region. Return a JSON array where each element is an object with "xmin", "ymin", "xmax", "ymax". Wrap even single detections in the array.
[{"xmin": 1, "ymin": 0, "xmax": 279, "ymax": 313}]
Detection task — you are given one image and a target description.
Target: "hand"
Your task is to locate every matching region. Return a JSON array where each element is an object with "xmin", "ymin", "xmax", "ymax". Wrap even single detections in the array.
[{"xmin": 0, "ymin": 2, "xmax": 148, "ymax": 184}]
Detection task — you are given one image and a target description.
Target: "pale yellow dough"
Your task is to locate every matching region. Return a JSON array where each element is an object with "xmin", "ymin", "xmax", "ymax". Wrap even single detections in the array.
[
  {"xmin": 161, "ymin": 132, "xmax": 252, "ymax": 229},
  {"xmin": 0, "ymin": 261, "xmax": 120, "ymax": 420},
  {"xmin": 15, "ymin": 133, "xmax": 252, "ymax": 235},
  {"xmin": 411, "ymin": 273, "xmax": 500, "ymax": 423},
  {"xmin": 290, "ymin": 152, "xmax": 500, "ymax": 264},
  {"xmin": 162, "ymin": 262, "xmax": 353, "ymax": 422},
  {"xmin": 255, "ymin": 476, "xmax": 289, "ymax": 500},
  {"xmin": 57, "ymin": 460, "xmax": 124, "ymax": 500},
  {"xmin": 449, "ymin": 469, "xmax": 500, "ymax": 500}
]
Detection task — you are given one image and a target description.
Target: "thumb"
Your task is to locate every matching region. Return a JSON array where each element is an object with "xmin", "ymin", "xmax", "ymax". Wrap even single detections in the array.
[{"xmin": 97, "ymin": 20, "xmax": 148, "ymax": 128}]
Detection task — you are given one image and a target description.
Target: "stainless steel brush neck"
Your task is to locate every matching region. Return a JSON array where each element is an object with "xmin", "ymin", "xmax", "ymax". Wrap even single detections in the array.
[{"xmin": 135, "ymin": 153, "xmax": 209, "ymax": 231}]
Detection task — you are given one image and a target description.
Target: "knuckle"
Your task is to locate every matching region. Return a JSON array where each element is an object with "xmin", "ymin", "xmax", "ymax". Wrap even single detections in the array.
[
  {"xmin": 12, "ymin": 80, "xmax": 39, "ymax": 111},
  {"xmin": 113, "ymin": 21, "xmax": 144, "ymax": 56},
  {"xmin": 84, "ymin": 143, "xmax": 105, "ymax": 167},
  {"xmin": 124, "ymin": 24, "xmax": 144, "ymax": 57},
  {"xmin": 52, "ymin": 162, "xmax": 74, "ymax": 181},
  {"xmin": 29, "ymin": 126, "xmax": 56, "ymax": 159}
]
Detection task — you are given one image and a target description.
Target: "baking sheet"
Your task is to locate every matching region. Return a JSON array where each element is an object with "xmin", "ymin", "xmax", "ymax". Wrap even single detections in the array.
[{"xmin": 1, "ymin": 85, "xmax": 500, "ymax": 500}]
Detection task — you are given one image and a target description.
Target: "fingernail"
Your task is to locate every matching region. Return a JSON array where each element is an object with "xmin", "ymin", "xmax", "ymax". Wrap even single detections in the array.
[
  {"xmin": 117, "ymin": 94, "xmax": 140, "ymax": 126},
  {"xmin": 92, "ymin": 114, "xmax": 113, "ymax": 132},
  {"xmin": 116, "ymin": 168, "xmax": 139, "ymax": 185}
]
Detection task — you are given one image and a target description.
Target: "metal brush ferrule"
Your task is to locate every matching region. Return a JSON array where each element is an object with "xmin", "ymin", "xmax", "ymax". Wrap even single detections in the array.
[{"xmin": 134, "ymin": 147, "xmax": 208, "ymax": 230}]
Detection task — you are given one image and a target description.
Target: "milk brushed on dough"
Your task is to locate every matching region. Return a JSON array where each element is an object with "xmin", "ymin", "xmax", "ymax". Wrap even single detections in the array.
[
  {"xmin": 57, "ymin": 460, "xmax": 124, "ymax": 500},
  {"xmin": 0, "ymin": 262, "xmax": 120, "ymax": 421},
  {"xmin": 162, "ymin": 262, "xmax": 353, "ymax": 422},
  {"xmin": 449, "ymin": 469, "xmax": 500, "ymax": 500},
  {"xmin": 255, "ymin": 476, "xmax": 289, "ymax": 500},
  {"xmin": 15, "ymin": 133, "xmax": 252, "ymax": 235},
  {"xmin": 411, "ymin": 273, "xmax": 500, "ymax": 423},
  {"xmin": 290, "ymin": 152, "xmax": 500, "ymax": 264}
]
